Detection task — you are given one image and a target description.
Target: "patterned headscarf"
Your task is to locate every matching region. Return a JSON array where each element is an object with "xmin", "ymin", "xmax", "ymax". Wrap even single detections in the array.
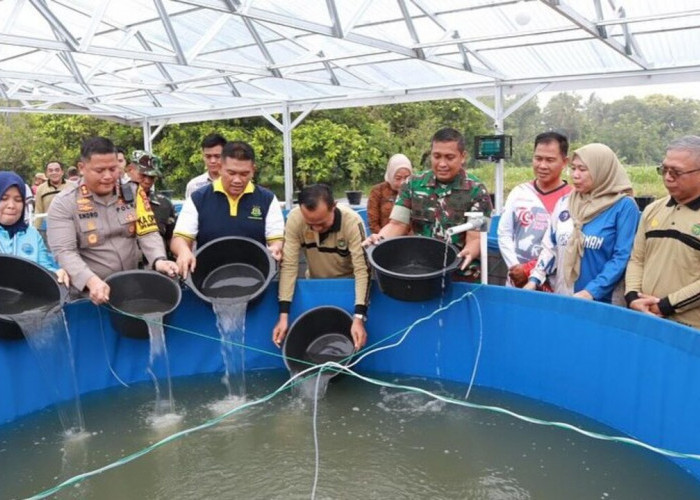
[{"xmin": 563, "ymin": 143, "xmax": 633, "ymax": 286}]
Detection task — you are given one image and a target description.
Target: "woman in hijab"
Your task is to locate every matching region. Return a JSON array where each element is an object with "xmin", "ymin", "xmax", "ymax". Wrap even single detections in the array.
[
  {"xmin": 0, "ymin": 171, "xmax": 69, "ymax": 287},
  {"xmin": 367, "ymin": 153, "xmax": 413, "ymax": 234},
  {"xmin": 524, "ymin": 143, "xmax": 640, "ymax": 303}
]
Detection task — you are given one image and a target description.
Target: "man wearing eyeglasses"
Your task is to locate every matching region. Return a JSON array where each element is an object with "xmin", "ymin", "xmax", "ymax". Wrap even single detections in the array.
[{"xmin": 625, "ymin": 136, "xmax": 700, "ymax": 329}]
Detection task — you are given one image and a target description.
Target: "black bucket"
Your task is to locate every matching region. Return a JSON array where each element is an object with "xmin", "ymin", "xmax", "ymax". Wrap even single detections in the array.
[
  {"xmin": 105, "ymin": 270, "xmax": 182, "ymax": 339},
  {"xmin": 283, "ymin": 306, "xmax": 355, "ymax": 376},
  {"xmin": 366, "ymin": 236, "xmax": 460, "ymax": 301},
  {"xmin": 188, "ymin": 236, "xmax": 275, "ymax": 304},
  {"xmin": 0, "ymin": 255, "xmax": 65, "ymax": 340}
]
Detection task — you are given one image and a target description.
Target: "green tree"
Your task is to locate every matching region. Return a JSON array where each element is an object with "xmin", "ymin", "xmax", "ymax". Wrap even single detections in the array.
[{"xmin": 543, "ymin": 93, "xmax": 585, "ymax": 142}]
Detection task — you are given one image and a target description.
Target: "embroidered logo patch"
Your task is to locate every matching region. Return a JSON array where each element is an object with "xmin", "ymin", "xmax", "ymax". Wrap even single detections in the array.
[
  {"xmin": 559, "ymin": 210, "xmax": 570, "ymax": 222},
  {"xmin": 21, "ymin": 243, "xmax": 34, "ymax": 255},
  {"xmin": 87, "ymin": 233, "xmax": 98, "ymax": 245},
  {"xmin": 250, "ymin": 205, "xmax": 262, "ymax": 218},
  {"xmin": 651, "ymin": 218, "xmax": 659, "ymax": 228},
  {"xmin": 692, "ymin": 224, "xmax": 700, "ymax": 236},
  {"xmin": 337, "ymin": 239, "xmax": 348, "ymax": 250}
]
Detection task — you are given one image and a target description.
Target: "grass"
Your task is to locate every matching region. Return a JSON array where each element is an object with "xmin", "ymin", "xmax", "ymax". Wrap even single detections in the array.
[
  {"xmin": 471, "ymin": 164, "xmax": 667, "ymax": 199},
  {"xmin": 264, "ymin": 165, "xmax": 668, "ymax": 202}
]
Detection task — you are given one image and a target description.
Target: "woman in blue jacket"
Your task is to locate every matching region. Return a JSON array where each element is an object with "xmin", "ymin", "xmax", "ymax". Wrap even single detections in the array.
[
  {"xmin": 0, "ymin": 171, "xmax": 69, "ymax": 287},
  {"xmin": 525, "ymin": 143, "xmax": 640, "ymax": 303}
]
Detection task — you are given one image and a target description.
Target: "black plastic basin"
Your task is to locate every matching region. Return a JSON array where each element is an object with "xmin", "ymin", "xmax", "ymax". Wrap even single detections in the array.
[
  {"xmin": 188, "ymin": 236, "xmax": 275, "ymax": 305},
  {"xmin": 105, "ymin": 270, "xmax": 182, "ymax": 339},
  {"xmin": 0, "ymin": 255, "xmax": 64, "ymax": 340},
  {"xmin": 367, "ymin": 236, "xmax": 460, "ymax": 301},
  {"xmin": 283, "ymin": 306, "xmax": 355, "ymax": 376}
]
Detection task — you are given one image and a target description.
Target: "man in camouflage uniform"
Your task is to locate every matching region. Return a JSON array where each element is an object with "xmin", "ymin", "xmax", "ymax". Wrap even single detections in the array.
[
  {"xmin": 364, "ymin": 127, "xmax": 492, "ymax": 280},
  {"xmin": 133, "ymin": 151, "xmax": 176, "ymax": 255}
]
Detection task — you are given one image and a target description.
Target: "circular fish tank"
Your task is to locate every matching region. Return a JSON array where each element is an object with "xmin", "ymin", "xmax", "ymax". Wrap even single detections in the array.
[{"xmin": 3, "ymin": 281, "xmax": 700, "ymax": 496}]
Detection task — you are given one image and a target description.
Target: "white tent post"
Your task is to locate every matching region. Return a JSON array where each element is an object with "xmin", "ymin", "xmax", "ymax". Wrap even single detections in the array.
[
  {"xmin": 282, "ymin": 105, "xmax": 293, "ymax": 210},
  {"xmin": 493, "ymin": 85, "xmax": 504, "ymax": 214},
  {"xmin": 142, "ymin": 120, "xmax": 152, "ymax": 152}
]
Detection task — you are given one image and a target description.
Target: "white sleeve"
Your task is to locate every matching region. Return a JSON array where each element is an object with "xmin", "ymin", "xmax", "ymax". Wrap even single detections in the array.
[
  {"xmin": 184, "ymin": 179, "xmax": 194, "ymax": 200},
  {"xmin": 497, "ymin": 189, "xmax": 519, "ymax": 269},
  {"xmin": 530, "ymin": 200, "xmax": 563, "ymax": 285},
  {"xmin": 172, "ymin": 196, "xmax": 199, "ymax": 240},
  {"xmin": 24, "ymin": 184, "xmax": 34, "ymax": 224},
  {"xmin": 265, "ymin": 196, "xmax": 285, "ymax": 240}
]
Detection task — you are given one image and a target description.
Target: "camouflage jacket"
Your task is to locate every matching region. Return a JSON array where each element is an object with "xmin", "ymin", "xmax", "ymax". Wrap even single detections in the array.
[{"xmin": 394, "ymin": 169, "xmax": 492, "ymax": 246}]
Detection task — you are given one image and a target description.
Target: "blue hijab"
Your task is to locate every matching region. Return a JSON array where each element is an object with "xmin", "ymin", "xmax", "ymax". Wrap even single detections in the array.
[{"xmin": 0, "ymin": 171, "xmax": 28, "ymax": 237}]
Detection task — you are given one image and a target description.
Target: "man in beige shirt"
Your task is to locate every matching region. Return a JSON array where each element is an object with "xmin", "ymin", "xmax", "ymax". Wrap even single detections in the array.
[
  {"xmin": 48, "ymin": 136, "xmax": 179, "ymax": 305},
  {"xmin": 626, "ymin": 136, "xmax": 700, "ymax": 329},
  {"xmin": 34, "ymin": 161, "xmax": 70, "ymax": 230},
  {"xmin": 272, "ymin": 184, "xmax": 370, "ymax": 351}
]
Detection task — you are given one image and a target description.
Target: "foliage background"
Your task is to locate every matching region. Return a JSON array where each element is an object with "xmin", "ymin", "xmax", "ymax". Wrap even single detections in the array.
[{"xmin": 2, "ymin": 92, "xmax": 698, "ymax": 199}]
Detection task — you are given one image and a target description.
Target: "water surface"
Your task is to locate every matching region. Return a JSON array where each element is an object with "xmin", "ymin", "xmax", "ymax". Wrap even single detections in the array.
[{"xmin": 2, "ymin": 371, "xmax": 699, "ymax": 500}]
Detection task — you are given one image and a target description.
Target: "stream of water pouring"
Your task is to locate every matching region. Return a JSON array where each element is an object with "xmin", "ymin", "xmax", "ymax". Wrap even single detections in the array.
[
  {"xmin": 11, "ymin": 304, "xmax": 85, "ymax": 436},
  {"xmin": 212, "ymin": 299, "xmax": 248, "ymax": 400},
  {"xmin": 143, "ymin": 312, "xmax": 175, "ymax": 416}
]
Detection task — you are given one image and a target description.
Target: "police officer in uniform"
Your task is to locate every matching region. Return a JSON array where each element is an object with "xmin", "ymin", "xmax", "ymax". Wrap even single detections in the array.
[{"xmin": 47, "ymin": 137, "xmax": 179, "ymax": 304}]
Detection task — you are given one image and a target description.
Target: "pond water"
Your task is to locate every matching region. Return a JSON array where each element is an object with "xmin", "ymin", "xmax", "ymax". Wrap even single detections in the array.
[{"xmin": 2, "ymin": 370, "xmax": 699, "ymax": 500}]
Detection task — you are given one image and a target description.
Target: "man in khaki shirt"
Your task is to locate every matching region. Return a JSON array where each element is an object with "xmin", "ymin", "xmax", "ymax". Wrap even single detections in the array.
[
  {"xmin": 626, "ymin": 136, "xmax": 700, "ymax": 329},
  {"xmin": 34, "ymin": 161, "xmax": 70, "ymax": 230},
  {"xmin": 48, "ymin": 136, "xmax": 179, "ymax": 305},
  {"xmin": 272, "ymin": 184, "xmax": 370, "ymax": 351}
]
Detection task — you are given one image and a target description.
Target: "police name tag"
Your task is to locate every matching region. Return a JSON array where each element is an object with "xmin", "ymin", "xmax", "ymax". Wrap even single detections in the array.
[{"xmin": 116, "ymin": 206, "xmax": 137, "ymax": 224}]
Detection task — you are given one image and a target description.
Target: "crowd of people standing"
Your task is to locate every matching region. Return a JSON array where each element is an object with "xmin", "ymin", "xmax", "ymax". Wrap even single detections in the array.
[{"xmin": 2, "ymin": 128, "xmax": 700, "ymax": 346}]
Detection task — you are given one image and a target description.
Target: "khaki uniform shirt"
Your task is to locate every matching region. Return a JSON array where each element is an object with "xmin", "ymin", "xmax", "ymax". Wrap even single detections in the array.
[
  {"xmin": 278, "ymin": 204, "xmax": 370, "ymax": 315},
  {"xmin": 47, "ymin": 182, "xmax": 166, "ymax": 291},
  {"xmin": 625, "ymin": 195, "xmax": 700, "ymax": 329},
  {"xmin": 34, "ymin": 179, "xmax": 70, "ymax": 229}
]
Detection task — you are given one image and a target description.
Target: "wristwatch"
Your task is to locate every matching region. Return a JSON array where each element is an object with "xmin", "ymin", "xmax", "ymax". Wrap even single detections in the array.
[{"xmin": 353, "ymin": 313, "xmax": 367, "ymax": 322}]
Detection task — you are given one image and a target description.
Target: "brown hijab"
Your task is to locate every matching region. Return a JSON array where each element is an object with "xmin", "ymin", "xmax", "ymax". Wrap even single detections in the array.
[{"xmin": 563, "ymin": 143, "xmax": 633, "ymax": 286}]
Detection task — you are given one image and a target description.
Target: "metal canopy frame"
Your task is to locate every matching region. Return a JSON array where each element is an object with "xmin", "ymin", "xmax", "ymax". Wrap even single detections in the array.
[{"xmin": 1, "ymin": 0, "xmax": 699, "ymax": 208}]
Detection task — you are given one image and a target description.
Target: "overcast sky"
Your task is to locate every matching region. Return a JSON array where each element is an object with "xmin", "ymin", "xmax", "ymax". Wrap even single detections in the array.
[{"xmin": 538, "ymin": 81, "xmax": 699, "ymax": 107}]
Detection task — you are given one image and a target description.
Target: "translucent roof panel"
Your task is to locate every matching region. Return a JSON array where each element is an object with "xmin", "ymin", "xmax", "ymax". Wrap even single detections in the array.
[{"xmin": 0, "ymin": 0, "xmax": 698, "ymax": 124}]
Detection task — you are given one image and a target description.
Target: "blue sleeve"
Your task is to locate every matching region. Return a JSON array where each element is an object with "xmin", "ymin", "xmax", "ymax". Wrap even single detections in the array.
[
  {"xmin": 584, "ymin": 198, "xmax": 640, "ymax": 301},
  {"xmin": 32, "ymin": 228, "xmax": 59, "ymax": 273}
]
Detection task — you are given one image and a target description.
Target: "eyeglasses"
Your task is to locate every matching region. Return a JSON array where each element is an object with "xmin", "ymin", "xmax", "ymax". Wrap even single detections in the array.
[{"xmin": 656, "ymin": 165, "xmax": 700, "ymax": 179}]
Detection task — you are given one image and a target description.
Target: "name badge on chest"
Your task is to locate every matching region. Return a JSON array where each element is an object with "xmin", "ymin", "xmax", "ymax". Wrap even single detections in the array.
[{"xmin": 116, "ymin": 203, "xmax": 137, "ymax": 225}]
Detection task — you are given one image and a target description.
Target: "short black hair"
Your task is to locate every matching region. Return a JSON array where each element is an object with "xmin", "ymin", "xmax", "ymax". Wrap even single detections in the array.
[
  {"xmin": 80, "ymin": 137, "xmax": 117, "ymax": 162},
  {"xmin": 66, "ymin": 166, "xmax": 79, "ymax": 177},
  {"xmin": 201, "ymin": 133, "xmax": 227, "ymax": 150},
  {"xmin": 45, "ymin": 160, "xmax": 64, "ymax": 170},
  {"xmin": 299, "ymin": 184, "xmax": 334, "ymax": 210},
  {"xmin": 431, "ymin": 127, "xmax": 465, "ymax": 153},
  {"xmin": 534, "ymin": 131, "xmax": 569, "ymax": 156},
  {"xmin": 116, "ymin": 146, "xmax": 127, "ymax": 157},
  {"xmin": 222, "ymin": 141, "xmax": 255, "ymax": 162}
]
